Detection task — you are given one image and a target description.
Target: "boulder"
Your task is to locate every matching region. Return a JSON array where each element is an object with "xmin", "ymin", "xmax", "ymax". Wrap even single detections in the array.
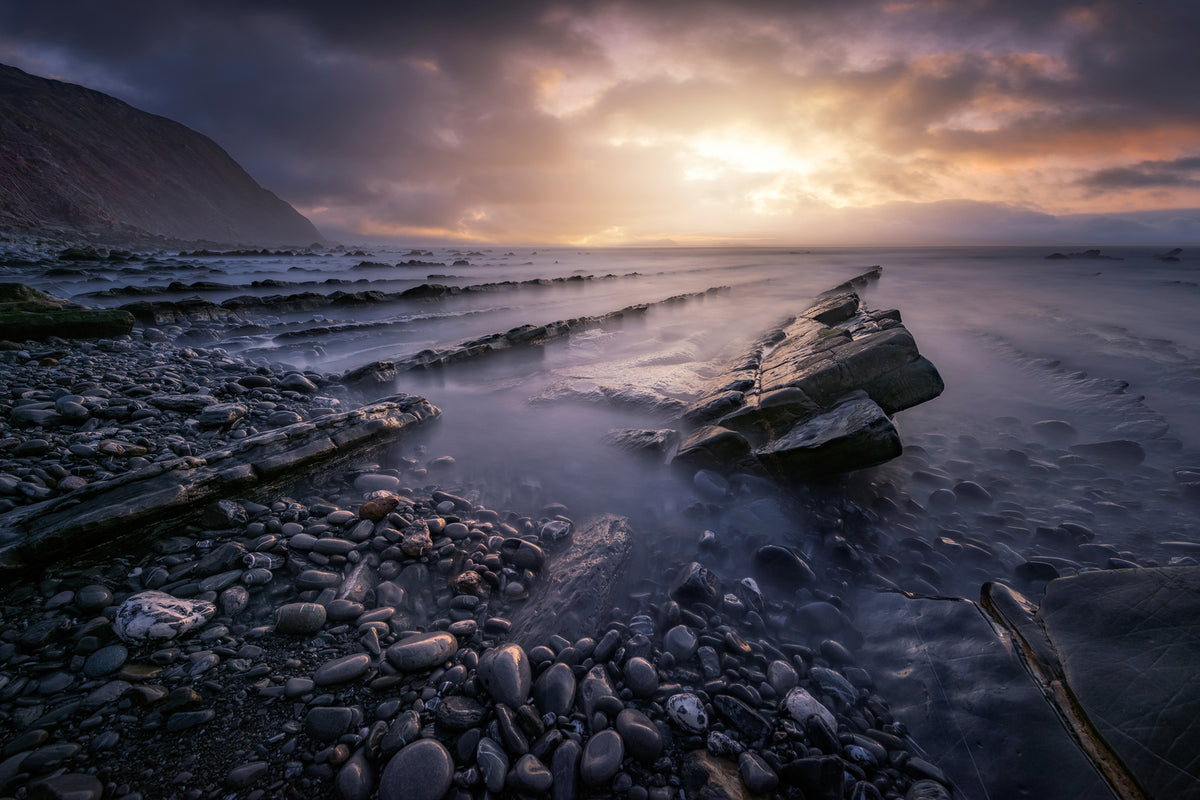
[
  {"xmin": 755, "ymin": 392, "xmax": 901, "ymax": 480},
  {"xmin": 673, "ymin": 273, "xmax": 941, "ymax": 479},
  {"xmin": 0, "ymin": 308, "xmax": 135, "ymax": 341}
]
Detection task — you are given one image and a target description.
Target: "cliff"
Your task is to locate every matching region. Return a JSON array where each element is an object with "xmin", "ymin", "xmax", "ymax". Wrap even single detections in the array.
[{"xmin": 0, "ymin": 63, "xmax": 322, "ymax": 245}]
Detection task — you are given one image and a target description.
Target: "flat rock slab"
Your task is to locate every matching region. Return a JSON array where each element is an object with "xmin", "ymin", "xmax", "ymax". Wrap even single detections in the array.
[
  {"xmin": 507, "ymin": 514, "xmax": 633, "ymax": 649},
  {"xmin": 0, "ymin": 393, "xmax": 439, "ymax": 572},
  {"xmin": 994, "ymin": 567, "xmax": 1200, "ymax": 800},
  {"xmin": 855, "ymin": 588, "xmax": 1115, "ymax": 800}
]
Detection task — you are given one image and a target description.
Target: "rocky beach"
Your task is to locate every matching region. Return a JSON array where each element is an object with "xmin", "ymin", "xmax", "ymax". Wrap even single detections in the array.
[{"xmin": 2, "ymin": 239, "xmax": 1199, "ymax": 800}]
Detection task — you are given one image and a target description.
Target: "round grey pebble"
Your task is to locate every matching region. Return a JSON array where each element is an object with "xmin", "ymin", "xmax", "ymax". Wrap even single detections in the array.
[
  {"xmin": 509, "ymin": 753, "xmax": 554, "ymax": 794},
  {"xmin": 274, "ymin": 602, "xmax": 326, "ymax": 635},
  {"xmin": 624, "ymin": 656, "xmax": 659, "ymax": 698},
  {"xmin": 226, "ymin": 761, "xmax": 269, "ymax": 789},
  {"xmin": 616, "ymin": 708, "xmax": 662, "ymax": 762},
  {"xmin": 581, "ymin": 728, "xmax": 624, "ymax": 786},
  {"xmin": 386, "ymin": 631, "xmax": 458, "ymax": 672},
  {"xmin": 313, "ymin": 653, "xmax": 371, "ymax": 686},
  {"xmin": 379, "ymin": 739, "xmax": 454, "ymax": 800},
  {"xmin": 83, "ymin": 644, "xmax": 128, "ymax": 678}
]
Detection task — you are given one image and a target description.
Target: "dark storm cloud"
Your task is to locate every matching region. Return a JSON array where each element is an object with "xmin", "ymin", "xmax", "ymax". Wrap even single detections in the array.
[
  {"xmin": 1080, "ymin": 157, "xmax": 1200, "ymax": 191},
  {"xmin": 2, "ymin": 0, "xmax": 1199, "ymax": 242}
]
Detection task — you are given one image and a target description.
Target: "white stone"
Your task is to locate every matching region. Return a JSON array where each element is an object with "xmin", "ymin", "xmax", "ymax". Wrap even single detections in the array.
[
  {"xmin": 666, "ymin": 692, "xmax": 708, "ymax": 734},
  {"xmin": 113, "ymin": 591, "xmax": 215, "ymax": 643}
]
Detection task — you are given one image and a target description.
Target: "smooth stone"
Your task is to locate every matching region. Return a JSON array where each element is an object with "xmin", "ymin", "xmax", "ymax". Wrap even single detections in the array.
[
  {"xmin": 226, "ymin": 761, "xmax": 269, "ymax": 790},
  {"xmin": 624, "ymin": 656, "xmax": 659, "ymax": 698},
  {"xmin": 753, "ymin": 544, "xmax": 816, "ymax": 587},
  {"xmin": 355, "ymin": 473, "xmax": 402, "ymax": 492},
  {"xmin": 664, "ymin": 625, "xmax": 698, "ymax": 660},
  {"xmin": 551, "ymin": 739, "xmax": 581, "ymax": 800},
  {"xmin": 335, "ymin": 750, "xmax": 375, "ymax": 800},
  {"xmin": 616, "ymin": 708, "xmax": 662, "ymax": 762},
  {"xmin": 578, "ymin": 664, "xmax": 619, "ymax": 719},
  {"xmin": 435, "ymin": 696, "xmax": 486, "ymax": 731},
  {"xmin": 768, "ymin": 660, "xmax": 799, "ymax": 696},
  {"xmin": 313, "ymin": 653, "xmax": 371, "ymax": 686},
  {"xmin": 386, "ymin": 632, "xmax": 458, "ymax": 672},
  {"xmin": 500, "ymin": 538, "xmax": 546, "ymax": 570},
  {"xmin": 533, "ymin": 662, "xmax": 576, "ymax": 717},
  {"xmin": 112, "ymin": 591, "xmax": 214, "ymax": 642},
  {"xmin": 75, "ymin": 585, "xmax": 113, "ymax": 611},
  {"xmin": 906, "ymin": 779, "xmax": 953, "ymax": 800},
  {"xmin": 509, "ymin": 753, "xmax": 554, "ymax": 794},
  {"xmin": 379, "ymin": 739, "xmax": 454, "ymax": 800},
  {"xmin": 670, "ymin": 562, "xmax": 721, "ymax": 607},
  {"xmin": 476, "ymin": 737, "xmax": 509, "ymax": 793},
  {"xmin": 305, "ymin": 706, "xmax": 355, "ymax": 741},
  {"xmin": 739, "ymin": 752, "xmax": 779, "ymax": 794},
  {"xmin": 26, "ymin": 773, "xmax": 104, "ymax": 800},
  {"xmin": 274, "ymin": 602, "xmax": 327, "ymax": 635},
  {"xmin": 666, "ymin": 692, "xmax": 709, "ymax": 734},
  {"xmin": 479, "ymin": 642, "xmax": 532, "ymax": 708},
  {"xmin": 580, "ymin": 728, "xmax": 624, "ymax": 786},
  {"xmin": 784, "ymin": 687, "xmax": 838, "ymax": 731},
  {"xmin": 713, "ymin": 694, "xmax": 771, "ymax": 741},
  {"xmin": 166, "ymin": 709, "xmax": 216, "ymax": 731},
  {"xmin": 82, "ymin": 644, "xmax": 128, "ymax": 678}
]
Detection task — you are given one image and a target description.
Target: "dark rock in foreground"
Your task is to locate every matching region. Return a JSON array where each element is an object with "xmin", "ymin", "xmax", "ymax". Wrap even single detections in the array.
[
  {"xmin": 678, "ymin": 273, "xmax": 943, "ymax": 479},
  {"xmin": 0, "ymin": 283, "xmax": 134, "ymax": 340},
  {"xmin": 984, "ymin": 568, "xmax": 1200, "ymax": 800}
]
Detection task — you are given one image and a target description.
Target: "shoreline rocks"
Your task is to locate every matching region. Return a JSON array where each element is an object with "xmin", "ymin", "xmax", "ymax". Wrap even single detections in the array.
[{"xmin": 676, "ymin": 273, "xmax": 943, "ymax": 480}]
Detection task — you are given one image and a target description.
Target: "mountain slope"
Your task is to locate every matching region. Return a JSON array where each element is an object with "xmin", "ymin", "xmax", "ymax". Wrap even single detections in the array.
[{"xmin": 0, "ymin": 63, "xmax": 321, "ymax": 245}]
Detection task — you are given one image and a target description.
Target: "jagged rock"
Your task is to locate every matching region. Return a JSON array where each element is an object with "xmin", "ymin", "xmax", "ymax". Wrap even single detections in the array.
[
  {"xmin": 0, "ymin": 308, "xmax": 134, "ymax": 341},
  {"xmin": 673, "ymin": 275, "xmax": 941, "ymax": 480},
  {"xmin": 755, "ymin": 391, "xmax": 901, "ymax": 479},
  {"xmin": 674, "ymin": 426, "xmax": 752, "ymax": 470}
]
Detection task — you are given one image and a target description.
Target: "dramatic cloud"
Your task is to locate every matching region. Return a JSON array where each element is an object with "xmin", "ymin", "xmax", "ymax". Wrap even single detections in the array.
[{"xmin": 2, "ymin": 0, "xmax": 1199, "ymax": 243}]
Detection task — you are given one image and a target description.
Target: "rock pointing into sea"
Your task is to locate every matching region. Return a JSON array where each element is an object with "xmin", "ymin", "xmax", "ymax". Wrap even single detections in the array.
[
  {"xmin": 677, "ymin": 274, "xmax": 943, "ymax": 478},
  {"xmin": 112, "ymin": 591, "xmax": 215, "ymax": 642}
]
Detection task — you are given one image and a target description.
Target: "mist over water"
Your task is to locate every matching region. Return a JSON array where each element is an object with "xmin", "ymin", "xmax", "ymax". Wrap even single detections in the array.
[{"xmin": 17, "ymin": 244, "xmax": 1200, "ymax": 584}]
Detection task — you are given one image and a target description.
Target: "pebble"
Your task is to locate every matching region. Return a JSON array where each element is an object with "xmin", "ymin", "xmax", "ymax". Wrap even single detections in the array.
[
  {"xmin": 666, "ymin": 692, "xmax": 708, "ymax": 734},
  {"xmin": 476, "ymin": 736, "xmax": 509, "ymax": 793},
  {"xmin": 739, "ymin": 751, "xmax": 779, "ymax": 793},
  {"xmin": 82, "ymin": 644, "xmax": 128, "ymax": 678},
  {"xmin": 580, "ymin": 728, "xmax": 624, "ymax": 786},
  {"xmin": 479, "ymin": 642, "xmax": 532, "ymax": 708},
  {"xmin": 785, "ymin": 686, "xmax": 838, "ymax": 731},
  {"xmin": 623, "ymin": 656, "xmax": 659, "ymax": 698},
  {"xmin": 274, "ymin": 602, "xmax": 327, "ymax": 634},
  {"xmin": 305, "ymin": 706, "xmax": 355, "ymax": 741},
  {"xmin": 378, "ymin": 739, "xmax": 454, "ymax": 800},
  {"xmin": 112, "ymin": 591, "xmax": 214, "ymax": 642},
  {"xmin": 509, "ymin": 753, "xmax": 554, "ymax": 794},
  {"xmin": 615, "ymin": 708, "xmax": 663, "ymax": 761},
  {"xmin": 533, "ymin": 662, "xmax": 576, "ymax": 717},
  {"xmin": 386, "ymin": 631, "xmax": 458, "ymax": 672},
  {"xmin": 313, "ymin": 653, "xmax": 371, "ymax": 685}
]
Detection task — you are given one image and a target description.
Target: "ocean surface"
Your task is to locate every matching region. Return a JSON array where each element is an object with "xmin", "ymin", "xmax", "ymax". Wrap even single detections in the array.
[{"xmin": 6, "ymin": 242, "xmax": 1200, "ymax": 796}]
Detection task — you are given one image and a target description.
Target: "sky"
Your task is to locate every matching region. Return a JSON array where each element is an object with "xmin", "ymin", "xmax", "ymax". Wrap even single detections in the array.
[{"xmin": 3, "ymin": 0, "xmax": 1200, "ymax": 246}]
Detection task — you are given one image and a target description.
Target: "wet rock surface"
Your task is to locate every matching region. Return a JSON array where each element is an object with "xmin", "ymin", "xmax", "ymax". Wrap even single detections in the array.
[{"xmin": 678, "ymin": 271, "xmax": 943, "ymax": 478}]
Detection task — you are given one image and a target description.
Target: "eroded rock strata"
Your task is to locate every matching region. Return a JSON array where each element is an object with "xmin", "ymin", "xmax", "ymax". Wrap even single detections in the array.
[{"xmin": 677, "ymin": 274, "xmax": 944, "ymax": 479}]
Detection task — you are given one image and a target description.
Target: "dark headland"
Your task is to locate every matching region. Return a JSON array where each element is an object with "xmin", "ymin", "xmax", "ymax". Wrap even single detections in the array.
[{"xmin": 0, "ymin": 63, "xmax": 321, "ymax": 246}]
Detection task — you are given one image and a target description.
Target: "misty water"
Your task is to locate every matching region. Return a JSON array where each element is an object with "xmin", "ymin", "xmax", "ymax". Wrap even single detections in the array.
[
  {"xmin": 19, "ymin": 244, "xmax": 1200, "ymax": 586},
  {"xmin": 9, "ymin": 243, "xmax": 1200, "ymax": 796}
]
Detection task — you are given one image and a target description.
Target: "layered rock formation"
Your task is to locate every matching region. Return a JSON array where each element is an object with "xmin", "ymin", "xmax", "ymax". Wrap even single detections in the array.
[
  {"xmin": 0, "ymin": 63, "xmax": 321, "ymax": 245},
  {"xmin": 0, "ymin": 283, "xmax": 133, "ymax": 340},
  {"xmin": 676, "ymin": 271, "xmax": 943, "ymax": 479}
]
